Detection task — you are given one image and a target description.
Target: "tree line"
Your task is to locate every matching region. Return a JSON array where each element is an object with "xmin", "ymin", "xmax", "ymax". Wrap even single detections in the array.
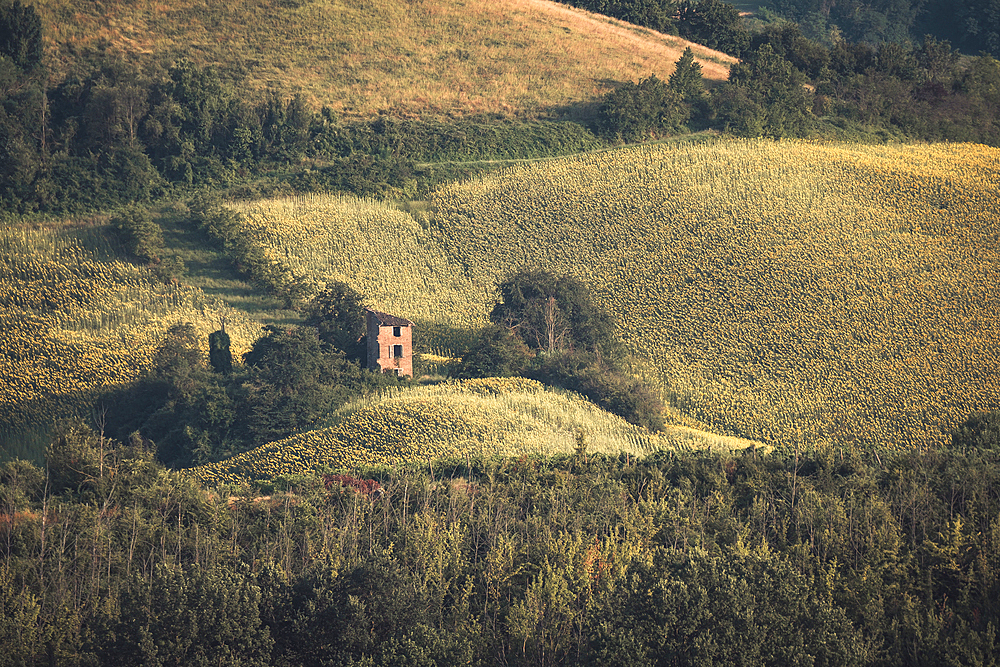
[
  {"xmin": 597, "ymin": 31, "xmax": 1000, "ymax": 142},
  {"xmin": 1, "ymin": 421, "xmax": 998, "ymax": 665},
  {"xmin": 560, "ymin": 0, "xmax": 1000, "ymax": 56}
]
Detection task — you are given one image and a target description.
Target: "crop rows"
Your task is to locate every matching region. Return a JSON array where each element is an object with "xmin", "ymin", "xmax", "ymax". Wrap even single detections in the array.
[
  {"xmin": 0, "ymin": 225, "xmax": 260, "ymax": 448},
  {"xmin": 187, "ymin": 378, "xmax": 725, "ymax": 487},
  {"xmin": 430, "ymin": 139, "xmax": 1000, "ymax": 450},
  {"xmin": 229, "ymin": 194, "xmax": 489, "ymax": 329},
  {"xmin": 213, "ymin": 139, "xmax": 999, "ymax": 451}
]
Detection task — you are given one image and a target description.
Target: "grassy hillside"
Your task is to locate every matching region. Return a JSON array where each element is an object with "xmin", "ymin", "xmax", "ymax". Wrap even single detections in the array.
[
  {"xmin": 37, "ymin": 0, "xmax": 734, "ymax": 119},
  {"xmin": 230, "ymin": 139, "xmax": 1000, "ymax": 451},
  {"xmin": 188, "ymin": 377, "xmax": 759, "ymax": 486},
  {"xmin": 0, "ymin": 222, "xmax": 262, "ymax": 460}
]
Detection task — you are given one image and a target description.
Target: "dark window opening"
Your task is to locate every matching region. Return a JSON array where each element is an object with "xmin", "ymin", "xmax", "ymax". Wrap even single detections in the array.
[
  {"xmin": 393, "ymin": 326, "xmax": 401, "ymax": 337},
  {"xmin": 393, "ymin": 344, "xmax": 404, "ymax": 358}
]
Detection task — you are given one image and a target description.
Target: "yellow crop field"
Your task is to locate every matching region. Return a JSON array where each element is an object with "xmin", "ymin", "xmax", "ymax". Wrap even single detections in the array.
[
  {"xmin": 228, "ymin": 194, "xmax": 489, "ymax": 329},
  {"xmin": 188, "ymin": 378, "xmax": 755, "ymax": 486},
  {"xmin": 225, "ymin": 139, "xmax": 1000, "ymax": 451},
  {"xmin": 430, "ymin": 139, "xmax": 1000, "ymax": 450},
  {"xmin": 0, "ymin": 225, "xmax": 260, "ymax": 452}
]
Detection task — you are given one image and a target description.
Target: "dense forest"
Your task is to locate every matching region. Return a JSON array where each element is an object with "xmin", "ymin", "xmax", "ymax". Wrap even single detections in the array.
[{"xmin": 1, "ymin": 427, "xmax": 998, "ymax": 665}]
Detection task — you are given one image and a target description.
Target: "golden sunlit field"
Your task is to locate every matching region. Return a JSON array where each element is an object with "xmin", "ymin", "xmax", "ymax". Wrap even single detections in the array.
[
  {"xmin": 4, "ymin": 136, "xmax": 998, "ymax": 468},
  {"xmin": 0, "ymin": 223, "xmax": 261, "ymax": 457},
  {"xmin": 37, "ymin": 0, "xmax": 734, "ymax": 119},
  {"xmin": 232, "ymin": 139, "xmax": 1000, "ymax": 451},
  {"xmin": 431, "ymin": 139, "xmax": 1000, "ymax": 449},
  {"xmin": 228, "ymin": 194, "xmax": 487, "ymax": 331},
  {"xmin": 188, "ymin": 377, "xmax": 758, "ymax": 486}
]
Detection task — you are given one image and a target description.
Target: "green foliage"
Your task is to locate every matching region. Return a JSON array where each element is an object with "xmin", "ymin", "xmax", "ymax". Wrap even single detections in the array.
[
  {"xmin": 595, "ymin": 546, "xmax": 865, "ymax": 666},
  {"xmin": 189, "ymin": 197, "xmax": 310, "ymax": 304},
  {"xmin": 454, "ymin": 324, "xmax": 533, "ymax": 379},
  {"xmin": 208, "ymin": 329, "xmax": 233, "ymax": 374},
  {"xmin": 465, "ymin": 269, "xmax": 665, "ymax": 430},
  {"xmin": 111, "ymin": 204, "xmax": 164, "ymax": 264},
  {"xmin": 668, "ymin": 47, "xmax": 706, "ymax": 104},
  {"xmin": 113, "ymin": 565, "xmax": 273, "ymax": 666},
  {"xmin": 0, "ymin": 0, "xmax": 42, "ymax": 72},
  {"xmin": 302, "ymin": 281, "xmax": 368, "ymax": 362},
  {"xmin": 241, "ymin": 325, "xmax": 387, "ymax": 446},
  {"xmin": 677, "ymin": 0, "xmax": 751, "ymax": 57},
  {"xmin": 491, "ymin": 268, "xmax": 617, "ymax": 355},
  {"xmin": 952, "ymin": 410, "xmax": 1000, "ymax": 450},
  {"xmin": 599, "ymin": 74, "xmax": 688, "ymax": 142},
  {"xmin": 714, "ymin": 43, "xmax": 814, "ymax": 137},
  {"xmin": 528, "ymin": 353, "xmax": 666, "ymax": 431},
  {"xmin": 3, "ymin": 430, "xmax": 1000, "ymax": 665}
]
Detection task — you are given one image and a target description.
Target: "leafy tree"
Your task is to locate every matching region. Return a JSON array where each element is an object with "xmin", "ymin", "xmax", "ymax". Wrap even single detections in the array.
[
  {"xmin": 241, "ymin": 325, "xmax": 382, "ymax": 445},
  {"xmin": 676, "ymin": 0, "xmax": 751, "ymax": 57},
  {"xmin": 454, "ymin": 324, "xmax": 532, "ymax": 379},
  {"xmin": 714, "ymin": 43, "xmax": 814, "ymax": 138},
  {"xmin": 302, "ymin": 281, "xmax": 368, "ymax": 362},
  {"xmin": 599, "ymin": 74, "xmax": 687, "ymax": 141},
  {"xmin": 0, "ymin": 0, "xmax": 42, "ymax": 72},
  {"xmin": 952, "ymin": 410, "xmax": 1000, "ymax": 450},
  {"xmin": 113, "ymin": 565, "xmax": 273, "ymax": 666},
  {"xmin": 749, "ymin": 22, "xmax": 831, "ymax": 79},
  {"xmin": 668, "ymin": 47, "xmax": 705, "ymax": 104},
  {"xmin": 490, "ymin": 268, "xmax": 616, "ymax": 355},
  {"xmin": 111, "ymin": 204, "xmax": 164, "ymax": 264}
]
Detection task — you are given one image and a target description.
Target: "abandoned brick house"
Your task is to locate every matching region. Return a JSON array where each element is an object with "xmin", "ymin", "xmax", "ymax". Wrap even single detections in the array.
[{"xmin": 365, "ymin": 309, "xmax": 414, "ymax": 377}]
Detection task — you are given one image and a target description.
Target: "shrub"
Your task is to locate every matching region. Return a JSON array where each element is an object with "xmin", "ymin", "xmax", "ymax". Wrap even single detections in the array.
[{"xmin": 111, "ymin": 204, "xmax": 164, "ymax": 264}]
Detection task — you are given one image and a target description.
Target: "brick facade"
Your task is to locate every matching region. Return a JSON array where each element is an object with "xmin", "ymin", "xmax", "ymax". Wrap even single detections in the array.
[{"xmin": 365, "ymin": 309, "xmax": 414, "ymax": 377}]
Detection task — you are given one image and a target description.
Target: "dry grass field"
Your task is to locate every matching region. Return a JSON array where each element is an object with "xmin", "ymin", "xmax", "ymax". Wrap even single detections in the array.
[{"xmin": 37, "ymin": 0, "xmax": 734, "ymax": 119}]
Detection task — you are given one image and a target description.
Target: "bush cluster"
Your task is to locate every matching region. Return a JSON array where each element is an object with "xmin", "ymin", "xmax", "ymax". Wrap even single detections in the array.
[{"xmin": 458, "ymin": 268, "xmax": 665, "ymax": 431}]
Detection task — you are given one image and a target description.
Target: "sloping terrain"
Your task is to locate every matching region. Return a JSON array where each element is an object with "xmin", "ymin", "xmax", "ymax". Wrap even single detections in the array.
[
  {"xmin": 37, "ymin": 0, "xmax": 734, "ymax": 118},
  {"xmin": 227, "ymin": 139, "xmax": 1000, "ymax": 451},
  {"xmin": 0, "ymin": 223, "xmax": 262, "ymax": 458},
  {"xmin": 189, "ymin": 378, "xmax": 759, "ymax": 485},
  {"xmin": 430, "ymin": 139, "xmax": 1000, "ymax": 449}
]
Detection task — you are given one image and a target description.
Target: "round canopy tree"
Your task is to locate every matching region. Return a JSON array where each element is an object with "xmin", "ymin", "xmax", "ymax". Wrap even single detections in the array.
[{"xmin": 490, "ymin": 268, "xmax": 617, "ymax": 355}]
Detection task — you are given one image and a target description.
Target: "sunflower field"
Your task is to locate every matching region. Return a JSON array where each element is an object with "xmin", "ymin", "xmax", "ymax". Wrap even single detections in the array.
[
  {"xmin": 430, "ymin": 139, "xmax": 1000, "ymax": 450},
  {"xmin": 188, "ymin": 377, "xmax": 752, "ymax": 486},
  {"xmin": 228, "ymin": 194, "xmax": 489, "ymax": 329},
  {"xmin": 0, "ymin": 224, "xmax": 260, "ymax": 458}
]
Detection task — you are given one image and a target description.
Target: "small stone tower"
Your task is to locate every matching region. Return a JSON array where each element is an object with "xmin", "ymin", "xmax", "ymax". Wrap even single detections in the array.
[{"xmin": 365, "ymin": 309, "xmax": 415, "ymax": 377}]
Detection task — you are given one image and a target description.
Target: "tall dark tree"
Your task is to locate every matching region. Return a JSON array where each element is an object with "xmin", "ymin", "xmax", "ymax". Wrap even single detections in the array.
[
  {"xmin": 209, "ymin": 327, "xmax": 233, "ymax": 374},
  {"xmin": 668, "ymin": 47, "xmax": 705, "ymax": 104}
]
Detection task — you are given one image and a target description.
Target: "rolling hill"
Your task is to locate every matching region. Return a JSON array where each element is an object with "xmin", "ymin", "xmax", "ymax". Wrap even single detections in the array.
[
  {"xmin": 36, "ymin": 0, "xmax": 735, "ymax": 119},
  {"xmin": 228, "ymin": 138, "xmax": 1000, "ymax": 452},
  {"xmin": 188, "ymin": 377, "xmax": 760, "ymax": 486}
]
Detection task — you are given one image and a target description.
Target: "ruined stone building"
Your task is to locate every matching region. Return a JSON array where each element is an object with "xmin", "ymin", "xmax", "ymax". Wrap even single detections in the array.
[{"xmin": 365, "ymin": 309, "xmax": 414, "ymax": 377}]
